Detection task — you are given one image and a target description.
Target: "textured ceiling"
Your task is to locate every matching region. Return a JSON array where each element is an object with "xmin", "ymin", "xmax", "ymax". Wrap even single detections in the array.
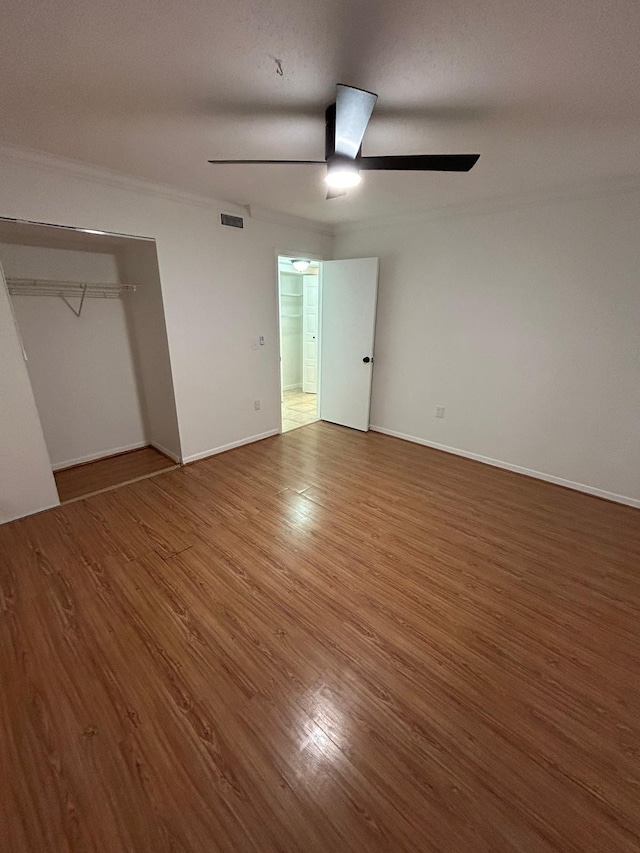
[{"xmin": 1, "ymin": 0, "xmax": 639, "ymax": 224}]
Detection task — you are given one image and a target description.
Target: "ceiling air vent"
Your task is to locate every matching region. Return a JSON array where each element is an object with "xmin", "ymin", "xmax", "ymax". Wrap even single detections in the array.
[{"xmin": 220, "ymin": 213, "xmax": 244, "ymax": 229}]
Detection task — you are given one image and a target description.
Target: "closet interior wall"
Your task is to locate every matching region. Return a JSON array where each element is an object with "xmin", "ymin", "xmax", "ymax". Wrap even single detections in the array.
[
  {"xmin": 2, "ymin": 241, "xmax": 146, "ymax": 469},
  {"xmin": 115, "ymin": 241, "xmax": 181, "ymax": 462},
  {"xmin": 0, "ymin": 221, "xmax": 181, "ymax": 482}
]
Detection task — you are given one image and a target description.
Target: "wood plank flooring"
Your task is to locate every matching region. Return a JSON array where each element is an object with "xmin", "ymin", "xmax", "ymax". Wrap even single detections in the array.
[
  {"xmin": 1, "ymin": 422, "xmax": 639, "ymax": 852},
  {"xmin": 54, "ymin": 446, "xmax": 177, "ymax": 503}
]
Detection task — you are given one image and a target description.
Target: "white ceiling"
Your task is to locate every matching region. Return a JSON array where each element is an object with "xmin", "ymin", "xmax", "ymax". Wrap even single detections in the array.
[{"xmin": 1, "ymin": 0, "xmax": 639, "ymax": 225}]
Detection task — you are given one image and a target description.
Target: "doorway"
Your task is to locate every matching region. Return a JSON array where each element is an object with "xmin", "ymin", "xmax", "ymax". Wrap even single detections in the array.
[
  {"xmin": 0, "ymin": 218, "xmax": 181, "ymax": 504},
  {"xmin": 278, "ymin": 256, "xmax": 321, "ymax": 432},
  {"xmin": 277, "ymin": 254, "xmax": 380, "ymax": 435}
]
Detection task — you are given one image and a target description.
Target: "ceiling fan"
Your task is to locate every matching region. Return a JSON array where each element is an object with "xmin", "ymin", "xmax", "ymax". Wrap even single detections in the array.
[{"xmin": 208, "ymin": 84, "xmax": 480, "ymax": 199}]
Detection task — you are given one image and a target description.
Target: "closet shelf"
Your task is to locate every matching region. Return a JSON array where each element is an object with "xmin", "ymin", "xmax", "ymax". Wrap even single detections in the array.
[{"xmin": 7, "ymin": 278, "xmax": 137, "ymax": 317}]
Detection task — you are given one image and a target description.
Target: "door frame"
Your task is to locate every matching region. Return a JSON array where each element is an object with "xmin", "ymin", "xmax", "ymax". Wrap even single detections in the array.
[{"xmin": 274, "ymin": 249, "xmax": 324, "ymax": 434}]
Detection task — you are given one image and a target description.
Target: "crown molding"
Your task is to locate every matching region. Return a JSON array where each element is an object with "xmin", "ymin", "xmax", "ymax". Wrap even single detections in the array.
[
  {"xmin": 335, "ymin": 172, "xmax": 640, "ymax": 235},
  {"xmin": 7, "ymin": 142, "xmax": 635, "ymax": 239},
  {"xmin": 0, "ymin": 143, "xmax": 232, "ymax": 209},
  {"xmin": 0, "ymin": 144, "xmax": 332, "ymax": 234}
]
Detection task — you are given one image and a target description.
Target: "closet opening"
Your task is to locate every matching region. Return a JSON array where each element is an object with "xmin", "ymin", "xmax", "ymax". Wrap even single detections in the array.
[
  {"xmin": 0, "ymin": 218, "xmax": 182, "ymax": 504},
  {"xmin": 277, "ymin": 256, "xmax": 321, "ymax": 433}
]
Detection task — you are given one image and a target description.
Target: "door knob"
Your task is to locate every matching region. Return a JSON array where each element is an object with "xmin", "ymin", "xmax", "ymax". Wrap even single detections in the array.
[{"xmin": 362, "ymin": 356, "xmax": 371, "ymax": 363}]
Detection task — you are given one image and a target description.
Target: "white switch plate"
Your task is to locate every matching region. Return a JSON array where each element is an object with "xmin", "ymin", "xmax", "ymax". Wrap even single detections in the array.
[
  {"xmin": 435, "ymin": 406, "xmax": 445, "ymax": 418},
  {"xmin": 259, "ymin": 335, "xmax": 265, "ymax": 346},
  {"xmin": 250, "ymin": 339, "xmax": 258, "ymax": 351}
]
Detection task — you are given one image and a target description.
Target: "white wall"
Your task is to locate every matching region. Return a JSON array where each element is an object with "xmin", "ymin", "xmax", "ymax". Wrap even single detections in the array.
[
  {"xmin": 0, "ymin": 146, "xmax": 332, "ymax": 520},
  {"xmin": 334, "ymin": 188, "xmax": 640, "ymax": 506},
  {"xmin": 117, "ymin": 241, "xmax": 181, "ymax": 461},
  {"xmin": 0, "ymin": 265, "xmax": 59, "ymax": 523},
  {"xmin": 279, "ymin": 271, "xmax": 303, "ymax": 390},
  {"xmin": 2, "ymin": 243, "xmax": 147, "ymax": 469}
]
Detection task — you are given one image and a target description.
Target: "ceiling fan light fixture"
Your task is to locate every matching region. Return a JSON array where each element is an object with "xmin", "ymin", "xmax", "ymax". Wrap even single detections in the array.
[
  {"xmin": 325, "ymin": 160, "xmax": 362, "ymax": 189},
  {"xmin": 291, "ymin": 259, "xmax": 311, "ymax": 272}
]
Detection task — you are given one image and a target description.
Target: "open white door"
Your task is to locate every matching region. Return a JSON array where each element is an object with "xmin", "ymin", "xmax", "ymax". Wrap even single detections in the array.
[{"xmin": 320, "ymin": 257, "xmax": 379, "ymax": 431}]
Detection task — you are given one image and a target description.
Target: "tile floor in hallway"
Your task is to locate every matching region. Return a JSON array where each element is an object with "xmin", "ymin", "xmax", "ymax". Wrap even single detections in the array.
[{"xmin": 282, "ymin": 388, "xmax": 318, "ymax": 432}]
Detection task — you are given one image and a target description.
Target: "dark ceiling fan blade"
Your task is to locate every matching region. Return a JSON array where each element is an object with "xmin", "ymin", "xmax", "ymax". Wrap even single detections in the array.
[
  {"xmin": 333, "ymin": 85, "xmax": 378, "ymax": 160},
  {"xmin": 326, "ymin": 186, "xmax": 347, "ymax": 200},
  {"xmin": 207, "ymin": 159, "xmax": 325, "ymax": 165},
  {"xmin": 357, "ymin": 154, "xmax": 480, "ymax": 171}
]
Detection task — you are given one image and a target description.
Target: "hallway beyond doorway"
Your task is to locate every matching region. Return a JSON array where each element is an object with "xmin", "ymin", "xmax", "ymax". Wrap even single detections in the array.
[{"xmin": 282, "ymin": 389, "xmax": 317, "ymax": 432}]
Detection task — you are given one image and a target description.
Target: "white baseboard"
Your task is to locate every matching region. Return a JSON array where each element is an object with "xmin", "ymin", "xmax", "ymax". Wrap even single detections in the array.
[
  {"xmin": 182, "ymin": 429, "xmax": 280, "ymax": 465},
  {"xmin": 283, "ymin": 383, "xmax": 302, "ymax": 391},
  {"xmin": 150, "ymin": 441, "xmax": 182, "ymax": 464},
  {"xmin": 1, "ymin": 500, "xmax": 60, "ymax": 525},
  {"xmin": 369, "ymin": 426, "xmax": 640, "ymax": 509},
  {"xmin": 51, "ymin": 440, "xmax": 148, "ymax": 471}
]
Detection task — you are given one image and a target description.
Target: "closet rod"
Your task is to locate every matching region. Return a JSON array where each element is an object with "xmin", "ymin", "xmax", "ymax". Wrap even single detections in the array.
[
  {"xmin": 7, "ymin": 278, "xmax": 137, "ymax": 317},
  {"xmin": 7, "ymin": 277, "xmax": 137, "ymax": 293}
]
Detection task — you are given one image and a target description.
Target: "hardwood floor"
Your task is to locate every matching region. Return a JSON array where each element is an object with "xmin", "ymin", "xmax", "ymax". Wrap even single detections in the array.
[
  {"xmin": 1, "ymin": 422, "xmax": 639, "ymax": 852},
  {"xmin": 54, "ymin": 446, "xmax": 177, "ymax": 503}
]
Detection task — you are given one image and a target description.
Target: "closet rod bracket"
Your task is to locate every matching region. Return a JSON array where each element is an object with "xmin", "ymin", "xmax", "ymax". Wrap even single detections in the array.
[{"xmin": 61, "ymin": 283, "xmax": 88, "ymax": 317}]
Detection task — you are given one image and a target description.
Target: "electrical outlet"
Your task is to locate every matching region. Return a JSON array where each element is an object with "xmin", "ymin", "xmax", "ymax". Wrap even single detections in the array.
[
  {"xmin": 250, "ymin": 339, "xmax": 258, "ymax": 351},
  {"xmin": 254, "ymin": 400, "xmax": 261, "ymax": 411},
  {"xmin": 435, "ymin": 406, "xmax": 445, "ymax": 419},
  {"xmin": 259, "ymin": 335, "xmax": 265, "ymax": 346}
]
